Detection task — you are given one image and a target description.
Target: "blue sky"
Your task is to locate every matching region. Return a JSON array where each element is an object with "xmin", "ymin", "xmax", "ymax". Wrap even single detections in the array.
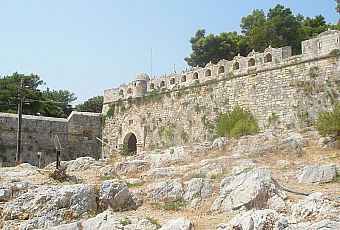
[{"xmin": 0, "ymin": 0, "xmax": 338, "ymax": 104}]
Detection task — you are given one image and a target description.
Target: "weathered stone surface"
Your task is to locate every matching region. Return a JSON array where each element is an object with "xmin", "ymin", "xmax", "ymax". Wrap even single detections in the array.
[
  {"xmin": 125, "ymin": 178, "xmax": 144, "ymax": 186},
  {"xmin": 190, "ymin": 142, "xmax": 210, "ymax": 156},
  {"xmin": 231, "ymin": 160, "xmax": 256, "ymax": 176},
  {"xmin": 280, "ymin": 132, "xmax": 306, "ymax": 156},
  {"xmin": 95, "ymin": 165, "xmax": 116, "ymax": 177},
  {"xmin": 192, "ymin": 162, "xmax": 223, "ymax": 178},
  {"xmin": 41, "ymin": 211, "xmax": 159, "ymax": 230},
  {"xmin": 57, "ymin": 184, "xmax": 97, "ymax": 217},
  {"xmin": 308, "ymin": 219, "xmax": 340, "ymax": 230},
  {"xmin": 67, "ymin": 157, "xmax": 96, "ymax": 171},
  {"xmin": 98, "ymin": 180, "xmax": 139, "ymax": 211},
  {"xmin": 159, "ymin": 217, "xmax": 193, "ymax": 230},
  {"xmin": 2, "ymin": 184, "xmax": 97, "ymax": 229},
  {"xmin": 0, "ymin": 185, "xmax": 12, "ymax": 202},
  {"xmin": 142, "ymin": 167, "xmax": 180, "ymax": 179},
  {"xmin": 211, "ymin": 137, "xmax": 228, "ymax": 150},
  {"xmin": 0, "ymin": 164, "xmax": 39, "ymax": 180},
  {"xmin": 298, "ymin": 164, "xmax": 336, "ymax": 183},
  {"xmin": 318, "ymin": 134, "xmax": 337, "ymax": 149},
  {"xmin": 115, "ymin": 160, "xmax": 151, "ymax": 174},
  {"xmin": 268, "ymin": 195, "xmax": 286, "ymax": 212},
  {"xmin": 147, "ymin": 179, "xmax": 184, "ymax": 202},
  {"xmin": 183, "ymin": 178, "xmax": 213, "ymax": 208},
  {"xmin": 211, "ymin": 167, "xmax": 284, "ymax": 213},
  {"xmin": 0, "ymin": 112, "xmax": 102, "ymax": 167},
  {"xmin": 143, "ymin": 146, "xmax": 188, "ymax": 167},
  {"xmin": 216, "ymin": 209, "xmax": 278, "ymax": 230},
  {"xmin": 291, "ymin": 192, "xmax": 339, "ymax": 221},
  {"xmin": 45, "ymin": 223, "xmax": 80, "ymax": 230},
  {"xmin": 232, "ymin": 132, "xmax": 277, "ymax": 157}
]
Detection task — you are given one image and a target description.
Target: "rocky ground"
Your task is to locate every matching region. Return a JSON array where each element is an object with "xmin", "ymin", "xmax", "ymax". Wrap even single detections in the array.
[{"xmin": 0, "ymin": 128, "xmax": 339, "ymax": 230}]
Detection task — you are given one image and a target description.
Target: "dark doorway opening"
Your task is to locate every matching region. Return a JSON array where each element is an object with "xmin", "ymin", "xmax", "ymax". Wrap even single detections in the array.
[{"xmin": 125, "ymin": 133, "xmax": 137, "ymax": 154}]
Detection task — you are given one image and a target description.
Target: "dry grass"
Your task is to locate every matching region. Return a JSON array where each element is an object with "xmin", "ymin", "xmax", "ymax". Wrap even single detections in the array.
[{"xmin": 1, "ymin": 132, "xmax": 338, "ymax": 230}]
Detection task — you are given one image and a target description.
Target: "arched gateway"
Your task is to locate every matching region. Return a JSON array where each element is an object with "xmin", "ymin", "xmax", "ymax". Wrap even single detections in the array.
[{"xmin": 124, "ymin": 132, "xmax": 137, "ymax": 154}]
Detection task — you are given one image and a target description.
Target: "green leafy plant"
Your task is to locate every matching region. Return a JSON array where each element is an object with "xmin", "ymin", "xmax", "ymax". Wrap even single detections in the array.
[
  {"xmin": 201, "ymin": 116, "xmax": 214, "ymax": 133},
  {"xmin": 190, "ymin": 171, "xmax": 206, "ymax": 179},
  {"xmin": 180, "ymin": 130, "xmax": 189, "ymax": 143},
  {"xmin": 100, "ymin": 176, "xmax": 116, "ymax": 181},
  {"xmin": 216, "ymin": 105, "xmax": 260, "ymax": 139},
  {"xmin": 106, "ymin": 105, "xmax": 114, "ymax": 117},
  {"xmin": 126, "ymin": 180, "xmax": 145, "ymax": 188},
  {"xmin": 316, "ymin": 103, "xmax": 340, "ymax": 141},
  {"xmin": 120, "ymin": 219, "xmax": 132, "ymax": 226},
  {"xmin": 87, "ymin": 210, "xmax": 96, "ymax": 218},
  {"xmin": 298, "ymin": 110, "xmax": 314, "ymax": 127},
  {"xmin": 146, "ymin": 217, "xmax": 161, "ymax": 229},
  {"xmin": 330, "ymin": 48, "xmax": 340, "ymax": 56},
  {"xmin": 127, "ymin": 96, "xmax": 133, "ymax": 106},
  {"xmin": 160, "ymin": 122, "xmax": 176, "ymax": 145},
  {"xmin": 194, "ymin": 103, "xmax": 201, "ymax": 113},
  {"xmin": 118, "ymin": 145, "xmax": 131, "ymax": 157},
  {"xmin": 309, "ymin": 66, "xmax": 318, "ymax": 78},
  {"xmin": 151, "ymin": 198, "xmax": 187, "ymax": 212}
]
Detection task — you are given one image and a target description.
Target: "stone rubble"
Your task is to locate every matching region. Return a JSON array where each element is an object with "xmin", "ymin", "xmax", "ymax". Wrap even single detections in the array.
[{"xmin": 298, "ymin": 164, "xmax": 337, "ymax": 183}]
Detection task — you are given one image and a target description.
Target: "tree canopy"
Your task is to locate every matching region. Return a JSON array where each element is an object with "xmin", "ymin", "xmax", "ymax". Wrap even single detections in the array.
[
  {"xmin": 184, "ymin": 30, "xmax": 249, "ymax": 67},
  {"xmin": 185, "ymin": 4, "xmax": 339, "ymax": 67},
  {"xmin": 75, "ymin": 96, "xmax": 103, "ymax": 113},
  {"xmin": 0, "ymin": 73, "xmax": 77, "ymax": 118}
]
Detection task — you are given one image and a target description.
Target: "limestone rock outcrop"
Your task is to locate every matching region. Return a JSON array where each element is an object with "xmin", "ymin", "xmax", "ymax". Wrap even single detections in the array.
[
  {"xmin": 211, "ymin": 167, "xmax": 285, "ymax": 213},
  {"xmin": 147, "ymin": 179, "xmax": 184, "ymax": 202},
  {"xmin": 298, "ymin": 164, "xmax": 337, "ymax": 183},
  {"xmin": 159, "ymin": 217, "xmax": 193, "ymax": 230}
]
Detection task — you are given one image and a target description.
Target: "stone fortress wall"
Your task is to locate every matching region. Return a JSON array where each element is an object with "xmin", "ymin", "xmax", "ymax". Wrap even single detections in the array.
[
  {"xmin": 0, "ymin": 111, "xmax": 102, "ymax": 167},
  {"xmin": 102, "ymin": 30, "xmax": 340, "ymax": 154}
]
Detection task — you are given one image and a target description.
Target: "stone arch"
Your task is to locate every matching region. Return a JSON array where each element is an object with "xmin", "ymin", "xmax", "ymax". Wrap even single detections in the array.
[
  {"xmin": 205, "ymin": 69, "xmax": 212, "ymax": 77},
  {"xmin": 160, "ymin": 80, "xmax": 165, "ymax": 87},
  {"xmin": 181, "ymin": 75, "xmax": 187, "ymax": 82},
  {"xmin": 119, "ymin": 89, "xmax": 124, "ymax": 96},
  {"xmin": 193, "ymin": 72, "xmax": 199, "ymax": 79},
  {"xmin": 264, "ymin": 53, "xmax": 272, "ymax": 63},
  {"xmin": 123, "ymin": 132, "xmax": 137, "ymax": 154},
  {"xmin": 150, "ymin": 83, "xmax": 155, "ymax": 89},
  {"xmin": 248, "ymin": 58, "xmax": 255, "ymax": 67},
  {"xmin": 170, "ymin": 78, "xmax": 175, "ymax": 85},
  {"xmin": 127, "ymin": 88, "xmax": 132, "ymax": 94},
  {"xmin": 218, "ymin": 66, "xmax": 225, "ymax": 74},
  {"xmin": 233, "ymin": 62, "xmax": 240, "ymax": 70}
]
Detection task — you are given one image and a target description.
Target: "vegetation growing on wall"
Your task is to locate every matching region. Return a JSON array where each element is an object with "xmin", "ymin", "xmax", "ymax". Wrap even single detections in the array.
[
  {"xmin": 216, "ymin": 105, "xmax": 260, "ymax": 139},
  {"xmin": 159, "ymin": 122, "xmax": 176, "ymax": 146}
]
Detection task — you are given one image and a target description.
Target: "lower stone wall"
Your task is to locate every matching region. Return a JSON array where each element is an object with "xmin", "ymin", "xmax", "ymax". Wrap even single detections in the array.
[
  {"xmin": 0, "ymin": 112, "xmax": 102, "ymax": 167},
  {"xmin": 103, "ymin": 55, "xmax": 340, "ymax": 153}
]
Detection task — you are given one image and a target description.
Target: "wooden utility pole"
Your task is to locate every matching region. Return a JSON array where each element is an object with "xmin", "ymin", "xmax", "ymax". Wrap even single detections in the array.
[{"xmin": 16, "ymin": 78, "xmax": 24, "ymax": 166}]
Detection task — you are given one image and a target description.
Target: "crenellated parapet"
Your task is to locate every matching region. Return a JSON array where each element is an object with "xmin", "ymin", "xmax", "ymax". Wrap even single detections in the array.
[{"xmin": 103, "ymin": 29, "xmax": 340, "ymax": 111}]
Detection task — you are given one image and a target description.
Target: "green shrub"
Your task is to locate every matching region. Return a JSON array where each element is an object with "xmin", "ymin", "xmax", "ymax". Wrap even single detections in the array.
[
  {"xmin": 163, "ymin": 197, "xmax": 187, "ymax": 211},
  {"xmin": 120, "ymin": 219, "xmax": 132, "ymax": 226},
  {"xmin": 118, "ymin": 145, "xmax": 131, "ymax": 157},
  {"xmin": 316, "ymin": 103, "xmax": 340, "ymax": 140},
  {"xmin": 190, "ymin": 171, "xmax": 206, "ymax": 179},
  {"xmin": 160, "ymin": 122, "xmax": 176, "ymax": 145},
  {"xmin": 150, "ymin": 198, "xmax": 187, "ymax": 212},
  {"xmin": 146, "ymin": 217, "xmax": 161, "ymax": 229},
  {"xmin": 106, "ymin": 105, "xmax": 114, "ymax": 117},
  {"xmin": 216, "ymin": 105, "xmax": 260, "ymax": 139},
  {"xmin": 330, "ymin": 48, "xmax": 340, "ymax": 56}
]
